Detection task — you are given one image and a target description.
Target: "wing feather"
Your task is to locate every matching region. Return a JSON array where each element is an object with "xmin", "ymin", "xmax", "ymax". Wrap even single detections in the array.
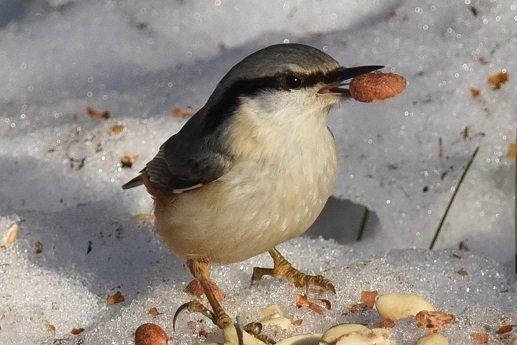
[{"xmin": 123, "ymin": 108, "xmax": 232, "ymax": 193}]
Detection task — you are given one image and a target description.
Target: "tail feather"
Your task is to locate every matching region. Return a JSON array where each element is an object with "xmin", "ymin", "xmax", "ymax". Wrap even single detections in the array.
[{"xmin": 122, "ymin": 175, "xmax": 144, "ymax": 189}]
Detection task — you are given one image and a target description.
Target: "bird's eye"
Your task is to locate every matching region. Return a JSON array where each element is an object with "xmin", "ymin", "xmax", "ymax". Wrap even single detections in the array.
[{"xmin": 285, "ymin": 75, "xmax": 302, "ymax": 89}]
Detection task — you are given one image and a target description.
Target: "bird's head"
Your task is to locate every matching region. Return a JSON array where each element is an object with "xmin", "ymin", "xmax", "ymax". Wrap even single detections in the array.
[{"xmin": 203, "ymin": 44, "xmax": 382, "ymax": 131}]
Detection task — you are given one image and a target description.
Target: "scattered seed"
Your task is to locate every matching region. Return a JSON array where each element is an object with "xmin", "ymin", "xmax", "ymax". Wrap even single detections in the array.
[
  {"xmin": 320, "ymin": 323, "xmax": 369, "ymax": 344},
  {"xmin": 148, "ymin": 307, "xmax": 160, "ymax": 317},
  {"xmin": 360, "ymin": 290, "xmax": 378, "ymax": 308},
  {"xmin": 416, "ymin": 310, "xmax": 455, "ymax": 333},
  {"xmin": 457, "ymin": 267, "xmax": 468, "ymax": 277},
  {"xmin": 107, "ymin": 291, "xmax": 125, "ymax": 305},
  {"xmin": 496, "ymin": 324, "xmax": 513, "ymax": 334},
  {"xmin": 378, "ymin": 318, "xmax": 396, "ymax": 329},
  {"xmin": 121, "ymin": 154, "xmax": 139, "ymax": 168},
  {"xmin": 86, "ymin": 106, "xmax": 110, "ymax": 119},
  {"xmin": 295, "ymin": 294, "xmax": 325, "ymax": 315},
  {"xmin": 350, "ymin": 72, "xmax": 406, "ymax": 103},
  {"xmin": 47, "ymin": 323, "xmax": 57, "ymax": 336},
  {"xmin": 171, "ymin": 107, "xmax": 194, "ymax": 118},
  {"xmin": 375, "ymin": 293, "xmax": 435, "ymax": 321},
  {"xmin": 35, "ymin": 241, "xmax": 44, "ymax": 254},
  {"xmin": 71, "ymin": 327, "xmax": 85, "ymax": 335},
  {"xmin": 292, "ymin": 319, "xmax": 303, "ymax": 326},
  {"xmin": 1, "ymin": 223, "xmax": 19, "ymax": 248},
  {"xmin": 111, "ymin": 124, "xmax": 125, "ymax": 134},
  {"xmin": 487, "ymin": 71, "xmax": 508, "ymax": 89},
  {"xmin": 471, "ymin": 332, "xmax": 489, "ymax": 344},
  {"xmin": 135, "ymin": 323, "xmax": 169, "ymax": 345}
]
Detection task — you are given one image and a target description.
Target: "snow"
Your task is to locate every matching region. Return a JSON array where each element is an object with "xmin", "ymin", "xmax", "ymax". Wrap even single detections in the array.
[{"xmin": 0, "ymin": 1, "xmax": 515, "ymax": 344}]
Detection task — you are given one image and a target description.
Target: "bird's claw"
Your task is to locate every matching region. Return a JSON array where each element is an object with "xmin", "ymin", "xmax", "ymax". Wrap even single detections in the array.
[
  {"xmin": 173, "ymin": 299, "xmax": 232, "ymax": 331},
  {"xmin": 242, "ymin": 322, "xmax": 276, "ymax": 344},
  {"xmin": 251, "ymin": 248, "xmax": 336, "ymax": 294},
  {"xmin": 173, "ymin": 301, "xmax": 273, "ymax": 344},
  {"xmin": 295, "ymin": 274, "xmax": 336, "ymax": 294},
  {"xmin": 173, "ymin": 300, "xmax": 216, "ymax": 331}
]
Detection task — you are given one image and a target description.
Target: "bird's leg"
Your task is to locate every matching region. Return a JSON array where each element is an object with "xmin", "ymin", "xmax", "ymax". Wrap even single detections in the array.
[
  {"xmin": 251, "ymin": 247, "xmax": 335, "ymax": 293},
  {"xmin": 185, "ymin": 258, "xmax": 233, "ymax": 329},
  {"xmin": 177, "ymin": 260, "xmax": 271, "ymax": 345}
]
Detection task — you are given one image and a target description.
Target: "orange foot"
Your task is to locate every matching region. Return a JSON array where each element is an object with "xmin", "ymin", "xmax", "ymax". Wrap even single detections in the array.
[{"xmin": 185, "ymin": 278, "xmax": 225, "ymax": 302}]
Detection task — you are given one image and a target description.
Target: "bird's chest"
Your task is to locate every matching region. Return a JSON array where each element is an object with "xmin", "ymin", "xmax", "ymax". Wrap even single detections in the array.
[{"xmin": 224, "ymin": 126, "xmax": 337, "ymax": 236}]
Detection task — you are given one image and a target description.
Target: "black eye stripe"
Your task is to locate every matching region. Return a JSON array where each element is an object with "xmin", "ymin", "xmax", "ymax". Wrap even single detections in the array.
[
  {"xmin": 231, "ymin": 68, "xmax": 342, "ymax": 95},
  {"xmin": 203, "ymin": 67, "xmax": 345, "ymax": 132}
]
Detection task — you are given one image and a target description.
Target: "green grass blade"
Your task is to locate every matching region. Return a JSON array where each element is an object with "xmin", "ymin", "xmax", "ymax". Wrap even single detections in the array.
[
  {"xmin": 356, "ymin": 207, "xmax": 370, "ymax": 241},
  {"xmin": 429, "ymin": 146, "xmax": 480, "ymax": 250}
]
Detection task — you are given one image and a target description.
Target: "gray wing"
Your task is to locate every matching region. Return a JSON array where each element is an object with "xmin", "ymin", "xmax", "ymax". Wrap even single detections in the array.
[
  {"xmin": 122, "ymin": 109, "xmax": 232, "ymax": 193},
  {"xmin": 144, "ymin": 134, "xmax": 230, "ymax": 193}
]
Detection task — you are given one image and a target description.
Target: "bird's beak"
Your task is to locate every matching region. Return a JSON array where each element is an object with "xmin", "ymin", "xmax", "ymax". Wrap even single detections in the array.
[{"xmin": 318, "ymin": 65, "xmax": 384, "ymax": 96}]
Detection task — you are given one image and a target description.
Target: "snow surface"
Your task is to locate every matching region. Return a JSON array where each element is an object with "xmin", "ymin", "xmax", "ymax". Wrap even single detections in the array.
[{"xmin": 0, "ymin": 0, "xmax": 515, "ymax": 344}]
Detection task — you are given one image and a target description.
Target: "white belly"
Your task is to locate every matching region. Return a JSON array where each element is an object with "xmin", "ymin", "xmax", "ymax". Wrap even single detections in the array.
[{"xmin": 154, "ymin": 127, "xmax": 337, "ymax": 264}]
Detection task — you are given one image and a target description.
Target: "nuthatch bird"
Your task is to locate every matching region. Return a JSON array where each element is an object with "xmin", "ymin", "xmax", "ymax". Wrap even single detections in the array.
[{"xmin": 123, "ymin": 43, "xmax": 382, "ymax": 329}]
